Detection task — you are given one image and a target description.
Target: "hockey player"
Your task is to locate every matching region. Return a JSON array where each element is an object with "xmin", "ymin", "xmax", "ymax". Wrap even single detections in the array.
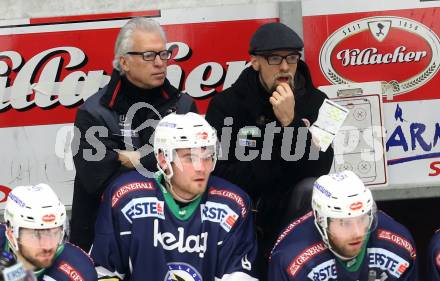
[
  {"xmin": 427, "ymin": 229, "xmax": 440, "ymax": 281},
  {"xmin": 268, "ymin": 170, "xmax": 417, "ymax": 281},
  {"xmin": 1, "ymin": 184, "xmax": 97, "ymax": 281},
  {"xmin": 90, "ymin": 112, "xmax": 258, "ymax": 281}
]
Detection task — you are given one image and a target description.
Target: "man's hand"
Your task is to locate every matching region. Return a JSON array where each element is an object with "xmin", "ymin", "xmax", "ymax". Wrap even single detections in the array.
[
  {"xmin": 302, "ymin": 118, "xmax": 321, "ymax": 149},
  {"xmin": 269, "ymin": 83, "xmax": 295, "ymax": 127},
  {"xmin": 117, "ymin": 150, "xmax": 141, "ymax": 168}
]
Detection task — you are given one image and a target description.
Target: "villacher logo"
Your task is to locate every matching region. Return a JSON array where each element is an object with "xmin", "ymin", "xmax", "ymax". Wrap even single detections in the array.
[{"xmin": 319, "ymin": 16, "xmax": 440, "ymax": 96}]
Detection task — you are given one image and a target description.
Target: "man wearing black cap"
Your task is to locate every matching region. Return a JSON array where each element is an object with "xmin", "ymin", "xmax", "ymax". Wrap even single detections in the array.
[{"xmin": 205, "ymin": 22, "xmax": 334, "ymax": 278}]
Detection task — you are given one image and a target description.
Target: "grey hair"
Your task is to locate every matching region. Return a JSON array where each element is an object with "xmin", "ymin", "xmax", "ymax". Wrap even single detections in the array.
[{"xmin": 113, "ymin": 17, "xmax": 167, "ymax": 73}]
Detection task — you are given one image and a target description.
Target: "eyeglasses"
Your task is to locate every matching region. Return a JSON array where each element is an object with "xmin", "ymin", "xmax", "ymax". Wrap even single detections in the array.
[
  {"xmin": 261, "ymin": 53, "xmax": 301, "ymax": 65},
  {"xmin": 126, "ymin": 50, "xmax": 172, "ymax": 61}
]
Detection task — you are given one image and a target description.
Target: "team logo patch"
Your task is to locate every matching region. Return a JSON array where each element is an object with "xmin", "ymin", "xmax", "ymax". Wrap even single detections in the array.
[
  {"xmin": 330, "ymin": 172, "xmax": 347, "ymax": 182},
  {"xmin": 238, "ymin": 138, "xmax": 257, "ymax": 147},
  {"xmin": 112, "ymin": 181, "xmax": 155, "ymax": 207},
  {"xmin": 349, "ymin": 201, "xmax": 363, "ymax": 210},
  {"xmin": 287, "ymin": 242, "xmax": 327, "ymax": 277},
  {"xmin": 367, "ymin": 247, "xmax": 410, "ymax": 278},
  {"xmin": 120, "ymin": 129, "xmax": 138, "ymax": 137},
  {"xmin": 200, "ymin": 201, "xmax": 238, "ymax": 232},
  {"xmin": 208, "ymin": 188, "xmax": 247, "ymax": 217},
  {"xmin": 238, "ymin": 127, "xmax": 261, "ymax": 137},
  {"xmin": 377, "ymin": 229, "xmax": 416, "ymax": 258},
  {"xmin": 307, "ymin": 259, "xmax": 337, "ymax": 281},
  {"xmin": 58, "ymin": 262, "xmax": 85, "ymax": 281},
  {"xmin": 121, "ymin": 197, "xmax": 165, "ymax": 223},
  {"xmin": 196, "ymin": 131, "xmax": 208, "ymax": 140},
  {"xmin": 164, "ymin": 262, "xmax": 202, "ymax": 281},
  {"xmin": 30, "ymin": 185, "xmax": 42, "ymax": 191},
  {"xmin": 42, "ymin": 214, "xmax": 56, "ymax": 222}
]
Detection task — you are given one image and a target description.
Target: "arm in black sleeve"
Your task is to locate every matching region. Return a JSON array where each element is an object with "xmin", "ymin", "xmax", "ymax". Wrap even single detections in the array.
[
  {"xmin": 281, "ymin": 88, "xmax": 333, "ymax": 178},
  {"xmin": 206, "ymin": 97, "xmax": 283, "ymax": 197},
  {"xmin": 139, "ymin": 152, "xmax": 157, "ymax": 174},
  {"xmin": 73, "ymin": 109, "xmax": 122, "ymax": 194},
  {"xmin": 213, "ymin": 157, "xmax": 283, "ymax": 197},
  {"xmin": 309, "ymin": 144, "xmax": 334, "ymax": 176},
  {"xmin": 279, "ymin": 120, "xmax": 334, "ymax": 178},
  {"xmin": 294, "ymin": 143, "xmax": 334, "ymax": 180}
]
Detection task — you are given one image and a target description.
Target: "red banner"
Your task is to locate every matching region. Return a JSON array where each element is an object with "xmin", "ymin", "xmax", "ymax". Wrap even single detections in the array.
[
  {"xmin": 303, "ymin": 8, "xmax": 440, "ymax": 103},
  {"xmin": 0, "ymin": 12, "xmax": 276, "ymax": 128}
]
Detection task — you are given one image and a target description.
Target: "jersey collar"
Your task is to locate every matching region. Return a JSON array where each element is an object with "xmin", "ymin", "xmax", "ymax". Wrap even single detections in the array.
[{"xmin": 155, "ymin": 172, "xmax": 202, "ymax": 221}]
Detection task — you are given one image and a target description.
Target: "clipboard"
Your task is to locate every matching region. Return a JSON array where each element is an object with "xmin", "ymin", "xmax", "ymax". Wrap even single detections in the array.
[{"xmin": 319, "ymin": 82, "xmax": 388, "ymax": 188}]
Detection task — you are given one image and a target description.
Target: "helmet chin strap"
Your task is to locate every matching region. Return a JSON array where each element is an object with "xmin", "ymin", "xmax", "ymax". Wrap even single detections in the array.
[
  {"xmin": 164, "ymin": 178, "xmax": 201, "ymax": 204},
  {"xmin": 314, "ymin": 218, "xmax": 360, "ymax": 261},
  {"xmin": 159, "ymin": 162, "xmax": 201, "ymax": 204},
  {"xmin": 6, "ymin": 236, "xmax": 19, "ymax": 254},
  {"xmin": 6, "ymin": 232, "xmax": 41, "ymax": 272}
]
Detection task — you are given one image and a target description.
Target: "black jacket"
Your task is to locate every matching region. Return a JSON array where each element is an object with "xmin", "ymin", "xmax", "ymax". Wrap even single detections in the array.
[
  {"xmin": 205, "ymin": 61, "xmax": 333, "ymax": 200},
  {"xmin": 70, "ymin": 70, "xmax": 196, "ymax": 251}
]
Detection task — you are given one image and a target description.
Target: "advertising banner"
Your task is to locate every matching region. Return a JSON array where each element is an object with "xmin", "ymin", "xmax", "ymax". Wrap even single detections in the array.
[
  {"xmin": 0, "ymin": 4, "xmax": 278, "ymax": 207},
  {"xmin": 303, "ymin": 1, "xmax": 440, "ymax": 188}
]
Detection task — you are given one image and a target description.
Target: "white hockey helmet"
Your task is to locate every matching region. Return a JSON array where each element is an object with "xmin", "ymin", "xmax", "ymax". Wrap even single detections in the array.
[
  {"xmin": 4, "ymin": 184, "xmax": 66, "ymax": 250},
  {"xmin": 311, "ymin": 170, "xmax": 376, "ymax": 253},
  {"xmin": 154, "ymin": 112, "xmax": 218, "ymax": 179}
]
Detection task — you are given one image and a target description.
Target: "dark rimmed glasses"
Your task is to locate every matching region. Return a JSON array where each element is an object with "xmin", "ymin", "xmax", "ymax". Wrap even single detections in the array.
[
  {"xmin": 260, "ymin": 53, "xmax": 301, "ymax": 65},
  {"xmin": 126, "ymin": 50, "xmax": 172, "ymax": 61}
]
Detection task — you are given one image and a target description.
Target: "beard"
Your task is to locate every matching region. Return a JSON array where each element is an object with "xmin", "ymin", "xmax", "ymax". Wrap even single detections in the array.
[
  {"xmin": 19, "ymin": 244, "xmax": 56, "ymax": 269},
  {"xmin": 269, "ymin": 72, "xmax": 294, "ymax": 93}
]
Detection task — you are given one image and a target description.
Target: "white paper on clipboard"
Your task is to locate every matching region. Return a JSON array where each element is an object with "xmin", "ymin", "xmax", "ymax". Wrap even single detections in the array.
[
  {"xmin": 309, "ymin": 99, "xmax": 349, "ymax": 152},
  {"xmin": 318, "ymin": 82, "xmax": 388, "ymax": 188}
]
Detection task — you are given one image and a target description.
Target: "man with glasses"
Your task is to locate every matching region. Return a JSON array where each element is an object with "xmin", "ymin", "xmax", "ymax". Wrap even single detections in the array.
[
  {"xmin": 1, "ymin": 184, "xmax": 97, "ymax": 280},
  {"xmin": 205, "ymin": 22, "xmax": 333, "ymax": 278},
  {"xmin": 91, "ymin": 112, "xmax": 258, "ymax": 281},
  {"xmin": 269, "ymin": 170, "xmax": 417, "ymax": 280},
  {"xmin": 70, "ymin": 17, "xmax": 197, "ymax": 251}
]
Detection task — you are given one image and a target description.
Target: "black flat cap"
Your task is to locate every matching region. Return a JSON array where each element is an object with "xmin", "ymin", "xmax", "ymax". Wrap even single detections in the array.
[{"xmin": 249, "ymin": 22, "xmax": 304, "ymax": 54}]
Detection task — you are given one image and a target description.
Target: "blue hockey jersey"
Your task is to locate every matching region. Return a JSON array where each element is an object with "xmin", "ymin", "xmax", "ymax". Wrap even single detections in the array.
[
  {"xmin": 427, "ymin": 229, "xmax": 440, "ymax": 281},
  {"xmin": 90, "ymin": 170, "xmax": 258, "ymax": 281},
  {"xmin": 0, "ymin": 225, "xmax": 97, "ymax": 281},
  {"xmin": 268, "ymin": 211, "xmax": 417, "ymax": 281}
]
